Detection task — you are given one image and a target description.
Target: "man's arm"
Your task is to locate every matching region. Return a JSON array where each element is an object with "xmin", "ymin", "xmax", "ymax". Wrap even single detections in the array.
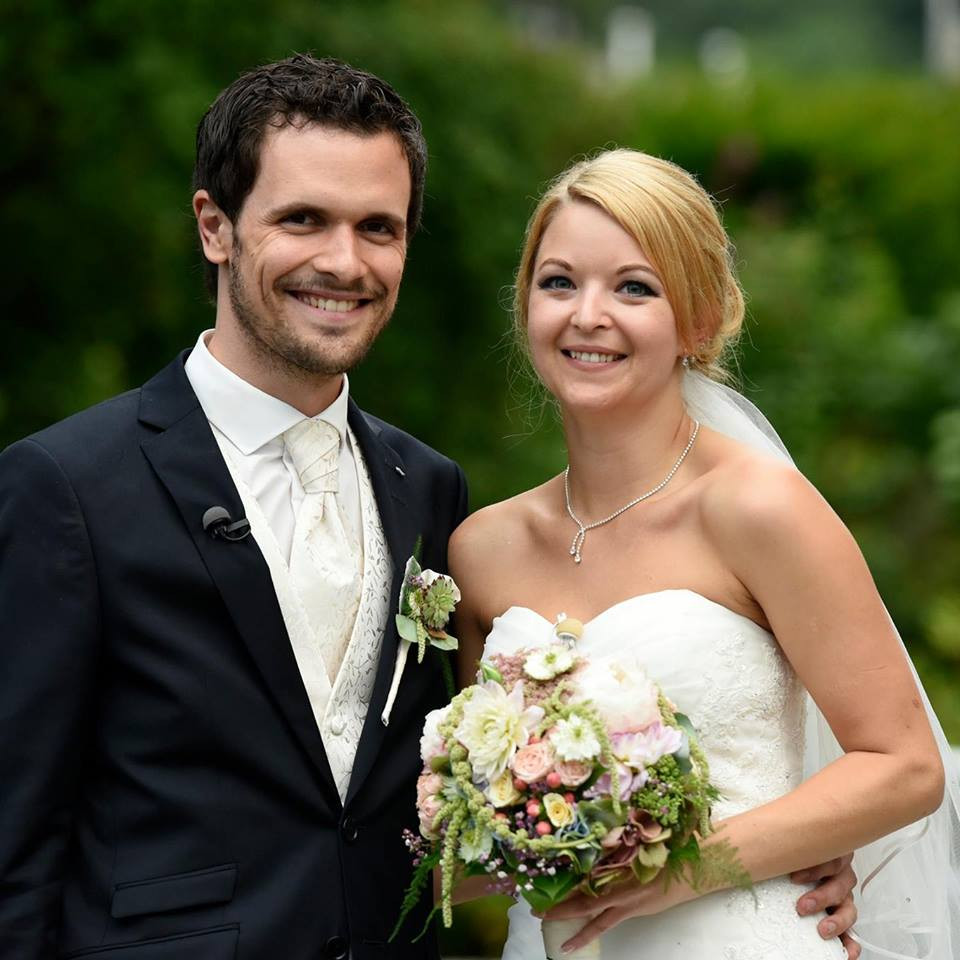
[{"xmin": 0, "ymin": 439, "xmax": 101, "ymax": 957}]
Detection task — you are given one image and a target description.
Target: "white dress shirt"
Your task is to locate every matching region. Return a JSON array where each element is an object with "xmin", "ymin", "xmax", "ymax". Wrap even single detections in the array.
[{"xmin": 184, "ymin": 330, "xmax": 361, "ymax": 561}]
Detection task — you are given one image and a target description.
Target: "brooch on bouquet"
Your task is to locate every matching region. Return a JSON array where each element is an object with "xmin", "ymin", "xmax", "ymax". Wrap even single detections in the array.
[{"xmin": 381, "ymin": 547, "xmax": 460, "ymax": 727}]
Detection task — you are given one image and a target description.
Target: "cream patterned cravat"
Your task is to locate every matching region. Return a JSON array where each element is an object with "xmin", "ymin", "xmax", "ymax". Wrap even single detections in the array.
[{"xmin": 283, "ymin": 419, "xmax": 362, "ymax": 684}]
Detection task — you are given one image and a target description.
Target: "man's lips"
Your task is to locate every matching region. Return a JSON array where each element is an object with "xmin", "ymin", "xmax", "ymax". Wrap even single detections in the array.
[{"xmin": 287, "ymin": 290, "xmax": 374, "ymax": 313}]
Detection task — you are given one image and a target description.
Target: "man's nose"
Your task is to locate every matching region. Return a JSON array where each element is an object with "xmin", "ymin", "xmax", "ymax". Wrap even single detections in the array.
[{"xmin": 311, "ymin": 224, "xmax": 365, "ymax": 285}]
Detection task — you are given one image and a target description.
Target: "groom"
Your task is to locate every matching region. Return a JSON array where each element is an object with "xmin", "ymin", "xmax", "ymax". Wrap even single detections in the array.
[
  {"xmin": 0, "ymin": 55, "xmax": 857, "ymax": 959},
  {"xmin": 0, "ymin": 56, "xmax": 463, "ymax": 959}
]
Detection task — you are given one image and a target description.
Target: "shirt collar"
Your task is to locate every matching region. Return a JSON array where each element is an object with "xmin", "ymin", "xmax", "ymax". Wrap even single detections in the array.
[{"xmin": 184, "ymin": 330, "xmax": 350, "ymax": 455}]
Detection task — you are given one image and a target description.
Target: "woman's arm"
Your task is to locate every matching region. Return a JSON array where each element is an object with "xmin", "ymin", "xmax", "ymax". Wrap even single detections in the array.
[
  {"xmin": 549, "ymin": 457, "xmax": 943, "ymax": 950},
  {"xmin": 703, "ymin": 459, "xmax": 944, "ymax": 878}
]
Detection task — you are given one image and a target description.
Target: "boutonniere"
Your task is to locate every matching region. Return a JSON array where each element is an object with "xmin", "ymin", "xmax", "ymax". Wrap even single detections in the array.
[{"xmin": 381, "ymin": 551, "xmax": 460, "ymax": 726}]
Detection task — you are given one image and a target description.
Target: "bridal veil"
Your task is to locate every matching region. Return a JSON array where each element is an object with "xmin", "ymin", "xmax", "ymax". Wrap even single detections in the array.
[{"xmin": 683, "ymin": 369, "xmax": 960, "ymax": 960}]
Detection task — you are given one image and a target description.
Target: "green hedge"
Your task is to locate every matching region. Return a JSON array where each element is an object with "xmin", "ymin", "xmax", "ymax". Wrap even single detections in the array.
[{"xmin": 4, "ymin": 9, "xmax": 958, "ymax": 951}]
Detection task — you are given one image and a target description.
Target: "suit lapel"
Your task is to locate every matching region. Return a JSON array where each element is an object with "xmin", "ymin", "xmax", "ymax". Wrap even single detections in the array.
[
  {"xmin": 138, "ymin": 355, "xmax": 341, "ymax": 808},
  {"xmin": 345, "ymin": 402, "xmax": 420, "ymax": 804}
]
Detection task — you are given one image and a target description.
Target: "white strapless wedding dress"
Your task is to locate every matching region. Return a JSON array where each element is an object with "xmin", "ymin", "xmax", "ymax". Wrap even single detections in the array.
[{"xmin": 484, "ymin": 589, "xmax": 847, "ymax": 960}]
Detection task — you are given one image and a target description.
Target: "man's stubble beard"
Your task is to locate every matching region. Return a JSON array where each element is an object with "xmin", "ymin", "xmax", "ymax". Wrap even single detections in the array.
[{"xmin": 227, "ymin": 252, "xmax": 394, "ymax": 381}]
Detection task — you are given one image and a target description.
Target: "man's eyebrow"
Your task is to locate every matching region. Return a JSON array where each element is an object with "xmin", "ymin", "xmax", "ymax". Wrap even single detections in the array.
[{"xmin": 266, "ymin": 202, "xmax": 406, "ymax": 231}]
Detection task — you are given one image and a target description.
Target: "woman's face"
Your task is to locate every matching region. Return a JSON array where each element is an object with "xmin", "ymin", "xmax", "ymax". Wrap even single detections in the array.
[{"xmin": 526, "ymin": 200, "xmax": 682, "ymax": 416}]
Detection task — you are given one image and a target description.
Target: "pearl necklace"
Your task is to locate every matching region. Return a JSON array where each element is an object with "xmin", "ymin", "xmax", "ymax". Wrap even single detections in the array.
[{"xmin": 563, "ymin": 420, "xmax": 701, "ymax": 564}]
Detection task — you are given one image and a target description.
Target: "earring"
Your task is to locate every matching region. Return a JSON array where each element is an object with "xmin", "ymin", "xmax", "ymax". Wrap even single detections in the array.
[{"xmin": 681, "ymin": 355, "xmax": 694, "ymax": 368}]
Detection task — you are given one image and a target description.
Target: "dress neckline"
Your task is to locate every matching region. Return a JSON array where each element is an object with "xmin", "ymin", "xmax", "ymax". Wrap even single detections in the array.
[{"xmin": 494, "ymin": 588, "xmax": 772, "ymax": 636}]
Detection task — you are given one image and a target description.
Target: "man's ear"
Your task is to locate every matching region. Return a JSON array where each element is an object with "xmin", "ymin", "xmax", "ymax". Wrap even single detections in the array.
[{"xmin": 193, "ymin": 190, "xmax": 234, "ymax": 265}]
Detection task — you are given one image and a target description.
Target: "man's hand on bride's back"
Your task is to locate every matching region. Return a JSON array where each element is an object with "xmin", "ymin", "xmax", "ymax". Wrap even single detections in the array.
[{"xmin": 791, "ymin": 852, "xmax": 859, "ymax": 959}]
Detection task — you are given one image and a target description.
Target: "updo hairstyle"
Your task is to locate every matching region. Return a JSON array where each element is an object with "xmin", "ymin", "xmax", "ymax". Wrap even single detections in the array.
[{"xmin": 513, "ymin": 148, "xmax": 744, "ymax": 382}]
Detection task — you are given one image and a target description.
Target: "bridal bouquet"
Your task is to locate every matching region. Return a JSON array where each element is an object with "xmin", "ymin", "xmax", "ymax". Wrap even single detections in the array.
[{"xmin": 396, "ymin": 617, "xmax": 738, "ymax": 958}]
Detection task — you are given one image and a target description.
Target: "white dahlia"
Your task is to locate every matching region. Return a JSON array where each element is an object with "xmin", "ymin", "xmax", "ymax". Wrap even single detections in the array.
[{"xmin": 454, "ymin": 681, "xmax": 544, "ymax": 784}]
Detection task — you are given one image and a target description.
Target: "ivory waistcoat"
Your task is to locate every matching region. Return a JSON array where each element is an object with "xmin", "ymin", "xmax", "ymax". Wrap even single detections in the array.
[{"xmin": 217, "ymin": 427, "xmax": 393, "ymax": 802}]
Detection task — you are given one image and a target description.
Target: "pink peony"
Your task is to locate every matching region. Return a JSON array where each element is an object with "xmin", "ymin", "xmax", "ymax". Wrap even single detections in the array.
[
  {"xmin": 511, "ymin": 741, "xmax": 555, "ymax": 783},
  {"xmin": 571, "ymin": 656, "xmax": 661, "ymax": 733},
  {"xmin": 554, "ymin": 759, "xmax": 594, "ymax": 788},
  {"xmin": 613, "ymin": 723, "xmax": 684, "ymax": 769}
]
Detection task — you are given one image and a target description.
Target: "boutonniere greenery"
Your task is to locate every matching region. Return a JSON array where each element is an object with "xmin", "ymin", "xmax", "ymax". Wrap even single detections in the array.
[{"xmin": 381, "ymin": 545, "xmax": 461, "ymax": 727}]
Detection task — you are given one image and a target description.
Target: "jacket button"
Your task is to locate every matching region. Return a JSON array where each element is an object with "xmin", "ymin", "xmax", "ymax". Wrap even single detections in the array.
[
  {"xmin": 324, "ymin": 935, "xmax": 348, "ymax": 959},
  {"xmin": 329, "ymin": 716, "xmax": 345, "ymax": 736},
  {"xmin": 341, "ymin": 816, "xmax": 359, "ymax": 843}
]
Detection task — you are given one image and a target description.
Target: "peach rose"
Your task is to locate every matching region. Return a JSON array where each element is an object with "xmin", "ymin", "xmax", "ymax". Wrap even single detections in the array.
[
  {"xmin": 511, "ymin": 741, "xmax": 555, "ymax": 783},
  {"xmin": 418, "ymin": 793, "xmax": 443, "ymax": 837},
  {"xmin": 417, "ymin": 772, "xmax": 444, "ymax": 805},
  {"xmin": 554, "ymin": 759, "xmax": 594, "ymax": 787}
]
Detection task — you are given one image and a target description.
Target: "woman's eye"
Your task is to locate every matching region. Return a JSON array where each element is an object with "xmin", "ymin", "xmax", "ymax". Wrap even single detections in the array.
[
  {"xmin": 538, "ymin": 275, "xmax": 574, "ymax": 291},
  {"xmin": 619, "ymin": 279, "xmax": 656, "ymax": 297}
]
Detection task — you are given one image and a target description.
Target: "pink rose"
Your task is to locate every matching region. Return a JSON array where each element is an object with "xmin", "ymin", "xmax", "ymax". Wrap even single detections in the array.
[
  {"xmin": 416, "ymin": 772, "xmax": 444, "ymax": 805},
  {"xmin": 511, "ymin": 741, "xmax": 555, "ymax": 783},
  {"xmin": 554, "ymin": 759, "xmax": 594, "ymax": 787},
  {"xmin": 418, "ymin": 793, "xmax": 443, "ymax": 837}
]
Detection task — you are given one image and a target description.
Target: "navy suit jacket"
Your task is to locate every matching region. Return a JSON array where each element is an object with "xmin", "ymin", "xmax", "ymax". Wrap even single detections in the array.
[{"xmin": 0, "ymin": 352, "xmax": 468, "ymax": 960}]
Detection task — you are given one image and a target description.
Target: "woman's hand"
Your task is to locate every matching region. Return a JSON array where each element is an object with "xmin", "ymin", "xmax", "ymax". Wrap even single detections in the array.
[
  {"xmin": 537, "ymin": 876, "xmax": 695, "ymax": 952},
  {"xmin": 537, "ymin": 852, "xmax": 861, "ymax": 956}
]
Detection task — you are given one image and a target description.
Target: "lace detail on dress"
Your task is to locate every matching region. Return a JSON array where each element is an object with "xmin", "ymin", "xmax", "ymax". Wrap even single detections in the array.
[
  {"xmin": 694, "ymin": 629, "xmax": 807, "ymax": 821},
  {"xmin": 720, "ymin": 878, "xmax": 847, "ymax": 959}
]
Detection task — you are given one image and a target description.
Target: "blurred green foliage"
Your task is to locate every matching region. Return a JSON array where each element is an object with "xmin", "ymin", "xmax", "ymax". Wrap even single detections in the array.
[{"xmin": 3, "ymin": 2, "xmax": 959, "ymax": 952}]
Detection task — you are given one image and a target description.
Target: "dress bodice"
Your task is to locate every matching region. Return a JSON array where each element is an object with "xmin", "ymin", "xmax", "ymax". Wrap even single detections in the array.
[
  {"xmin": 483, "ymin": 589, "xmax": 806, "ymax": 821},
  {"xmin": 484, "ymin": 590, "xmax": 846, "ymax": 960}
]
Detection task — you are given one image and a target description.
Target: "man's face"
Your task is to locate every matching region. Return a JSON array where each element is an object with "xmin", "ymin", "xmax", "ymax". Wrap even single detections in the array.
[{"xmin": 225, "ymin": 123, "xmax": 411, "ymax": 377}]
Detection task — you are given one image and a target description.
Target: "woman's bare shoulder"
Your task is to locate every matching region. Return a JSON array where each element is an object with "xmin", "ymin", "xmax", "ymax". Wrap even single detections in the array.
[
  {"xmin": 695, "ymin": 431, "xmax": 843, "ymax": 565},
  {"xmin": 449, "ymin": 478, "xmax": 557, "ymax": 573}
]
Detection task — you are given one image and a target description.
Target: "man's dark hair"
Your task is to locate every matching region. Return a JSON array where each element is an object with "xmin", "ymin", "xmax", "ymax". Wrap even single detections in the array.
[{"xmin": 193, "ymin": 54, "xmax": 427, "ymax": 296}]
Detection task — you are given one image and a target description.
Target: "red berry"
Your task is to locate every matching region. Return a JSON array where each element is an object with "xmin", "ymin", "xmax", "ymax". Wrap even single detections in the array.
[
  {"xmin": 564, "ymin": 792, "xmax": 575, "ymax": 804},
  {"xmin": 535, "ymin": 821, "xmax": 553, "ymax": 835},
  {"xmin": 526, "ymin": 801, "xmax": 541, "ymax": 817},
  {"xmin": 494, "ymin": 812, "xmax": 508, "ymax": 821},
  {"xmin": 546, "ymin": 772, "xmax": 563, "ymax": 789},
  {"xmin": 513, "ymin": 777, "xmax": 528, "ymax": 792}
]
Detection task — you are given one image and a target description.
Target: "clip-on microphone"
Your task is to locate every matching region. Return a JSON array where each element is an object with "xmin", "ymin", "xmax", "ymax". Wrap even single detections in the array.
[{"xmin": 202, "ymin": 506, "xmax": 251, "ymax": 542}]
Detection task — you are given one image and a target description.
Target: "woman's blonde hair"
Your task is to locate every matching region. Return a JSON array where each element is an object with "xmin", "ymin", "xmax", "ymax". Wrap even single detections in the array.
[{"xmin": 513, "ymin": 148, "xmax": 744, "ymax": 382}]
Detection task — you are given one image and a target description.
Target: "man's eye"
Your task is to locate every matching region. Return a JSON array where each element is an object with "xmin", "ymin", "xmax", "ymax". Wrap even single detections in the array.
[
  {"xmin": 538, "ymin": 275, "xmax": 574, "ymax": 291},
  {"xmin": 283, "ymin": 211, "xmax": 316, "ymax": 226},
  {"xmin": 362, "ymin": 220, "xmax": 396, "ymax": 236},
  {"xmin": 619, "ymin": 279, "xmax": 656, "ymax": 297}
]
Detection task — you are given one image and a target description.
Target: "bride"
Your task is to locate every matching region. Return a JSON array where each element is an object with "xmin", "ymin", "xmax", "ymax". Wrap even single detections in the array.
[{"xmin": 448, "ymin": 149, "xmax": 958, "ymax": 958}]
